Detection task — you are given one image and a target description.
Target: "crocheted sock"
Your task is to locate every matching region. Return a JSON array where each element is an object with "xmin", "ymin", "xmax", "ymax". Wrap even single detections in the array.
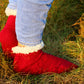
[
  {"xmin": 13, "ymin": 50, "xmax": 78, "ymax": 74},
  {"xmin": 0, "ymin": 15, "xmax": 18, "ymax": 58}
]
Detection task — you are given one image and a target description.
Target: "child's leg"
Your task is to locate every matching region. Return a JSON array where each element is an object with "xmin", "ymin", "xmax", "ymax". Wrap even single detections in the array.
[
  {"xmin": 12, "ymin": 0, "xmax": 78, "ymax": 74},
  {"xmin": 15, "ymin": 0, "xmax": 52, "ymax": 47},
  {"xmin": 12, "ymin": 0, "xmax": 53, "ymax": 53},
  {"xmin": 0, "ymin": 0, "xmax": 17, "ymax": 58}
]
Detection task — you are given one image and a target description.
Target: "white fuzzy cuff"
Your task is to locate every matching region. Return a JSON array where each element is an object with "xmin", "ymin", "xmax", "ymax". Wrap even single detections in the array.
[
  {"xmin": 12, "ymin": 41, "xmax": 44, "ymax": 54},
  {"xmin": 5, "ymin": 7, "xmax": 17, "ymax": 16}
]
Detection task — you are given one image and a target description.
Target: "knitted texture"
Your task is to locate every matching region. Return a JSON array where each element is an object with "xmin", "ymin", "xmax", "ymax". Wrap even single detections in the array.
[
  {"xmin": 0, "ymin": 16, "xmax": 18, "ymax": 58},
  {"xmin": 13, "ymin": 50, "xmax": 78, "ymax": 74}
]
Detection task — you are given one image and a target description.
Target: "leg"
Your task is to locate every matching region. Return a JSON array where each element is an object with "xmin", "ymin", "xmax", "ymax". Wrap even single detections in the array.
[
  {"xmin": 12, "ymin": 0, "xmax": 78, "ymax": 74},
  {"xmin": 0, "ymin": 0, "xmax": 17, "ymax": 58}
]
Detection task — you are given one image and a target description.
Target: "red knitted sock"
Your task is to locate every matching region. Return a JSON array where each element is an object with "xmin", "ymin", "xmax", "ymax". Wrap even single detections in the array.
[
  {"xmin": 0, "ymin": 15, "xmax": 18, "ymax": 58},
  {"xmin": 13, "ymin": 50, "xmax": 78, "ymax": 74}
]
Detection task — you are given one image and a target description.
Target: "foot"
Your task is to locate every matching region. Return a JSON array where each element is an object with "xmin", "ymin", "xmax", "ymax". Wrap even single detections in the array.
[
  {"xmin": 13, "ymin": 50, "xmax": 78, "ymax": 74},
  {"xmin": 0, "ymin": 15, "xmax": 18, "ymax": 58}
]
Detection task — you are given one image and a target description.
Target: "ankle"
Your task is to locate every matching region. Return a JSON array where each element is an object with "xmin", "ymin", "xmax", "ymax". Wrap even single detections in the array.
[{"xmin": 18, "ymin": 42, "xmax": 25, "ymax": 47}]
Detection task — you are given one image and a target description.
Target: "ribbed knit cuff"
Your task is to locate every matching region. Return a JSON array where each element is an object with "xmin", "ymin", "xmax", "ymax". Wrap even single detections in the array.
[{"xmin": 5, "ymin": 7, "xmax": 17, "ymax": 16}]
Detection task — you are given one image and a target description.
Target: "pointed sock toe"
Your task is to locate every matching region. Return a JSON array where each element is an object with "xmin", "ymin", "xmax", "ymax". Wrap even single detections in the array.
[
  {"xmin": 0, "ymin": 15, "xmax": 18, "ymax": 58},
  {"xmin": 13, "ymin": 50, "xmax": 78, "ymax": 74}
]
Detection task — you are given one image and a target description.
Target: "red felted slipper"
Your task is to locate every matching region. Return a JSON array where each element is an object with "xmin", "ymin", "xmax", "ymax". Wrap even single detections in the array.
[
  {"xmin": 0, "ymin": 15, "xmax": 18, "ymax": 58},
  {"xmin": 0, "ymin": 16, "xmax": 78, "ymax": 74},
  {"xmin": 13, "ymin": 50, "xmax": 78, "ymax": 74}
]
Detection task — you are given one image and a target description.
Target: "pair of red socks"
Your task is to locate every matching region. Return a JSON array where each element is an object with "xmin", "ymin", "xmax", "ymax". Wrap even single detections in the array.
[{"xmin": 0, "ymin": 15, "xmax": 78, "ymax": 75}]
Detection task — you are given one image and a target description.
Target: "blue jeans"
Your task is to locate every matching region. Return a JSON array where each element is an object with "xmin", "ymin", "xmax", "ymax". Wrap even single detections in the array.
[
  {"xmin": 7, "ymin": 0, "xmax": 53, "ymax": 46},
  {"xmin": 7, "ymin": 0, "xmax": 17, "ymax": 9}
]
